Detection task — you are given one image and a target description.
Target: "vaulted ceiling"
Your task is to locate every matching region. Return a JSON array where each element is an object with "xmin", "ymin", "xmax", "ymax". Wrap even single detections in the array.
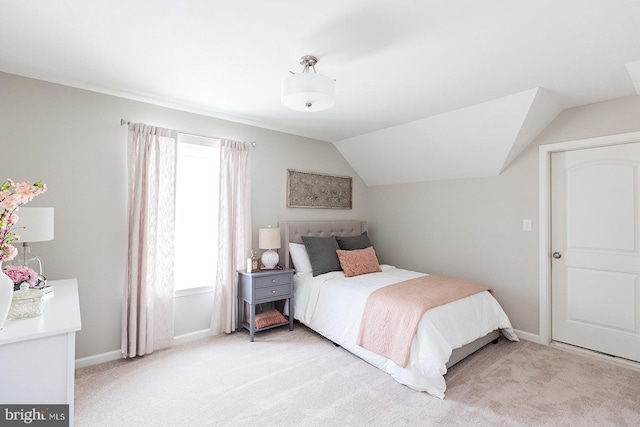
[{"xmin": 2, "ymin": 1, "xmax": 640, "ymax": 185}]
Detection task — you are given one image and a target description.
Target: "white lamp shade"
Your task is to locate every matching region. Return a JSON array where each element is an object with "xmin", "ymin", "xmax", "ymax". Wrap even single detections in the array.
[
  {"xmin": 281, "ymin": 72, "xmax": 335, "ymax": 112},
  {"xmin": 16, "ymin": 207, "xmax": 54, "ymax": 242},
  {"xmin": 258, "ymin": 227, "xmax": 281, "ymax": 250}
]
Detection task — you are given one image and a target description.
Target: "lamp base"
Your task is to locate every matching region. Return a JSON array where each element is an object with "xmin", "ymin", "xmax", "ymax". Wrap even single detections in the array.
[
  {"xmin": 261, "ymin": 250, "xmax": 280, "ymax": 270},
  {"xmin": 6, "ymin": 244, "xmax": 43, "ymax": 276}
]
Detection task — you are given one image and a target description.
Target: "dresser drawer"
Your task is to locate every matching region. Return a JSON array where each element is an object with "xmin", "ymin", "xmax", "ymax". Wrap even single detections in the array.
[
  {"xmin": 254, "ymin": 284, "xmax": 291, "ymax": 301},
  {"xmin": 255, "ymin": 273, "xmax": 291, "ymax": 288}
]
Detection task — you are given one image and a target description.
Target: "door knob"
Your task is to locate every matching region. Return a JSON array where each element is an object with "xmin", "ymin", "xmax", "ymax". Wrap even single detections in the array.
[{"xmin": 552, "ymin": 252, "xmax": 562, "ymax": 259}]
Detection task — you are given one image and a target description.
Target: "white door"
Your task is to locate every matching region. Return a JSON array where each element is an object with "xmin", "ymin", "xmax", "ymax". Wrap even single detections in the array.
[{"xmin": 551, "ymin": 142, "xmax": 640, "ymax": 362}]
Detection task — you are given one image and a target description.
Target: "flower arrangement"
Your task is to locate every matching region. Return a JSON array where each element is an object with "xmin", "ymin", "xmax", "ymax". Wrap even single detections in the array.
[
  {"xmin": 2, "ymin": 265, "xmax": 38, "ymax": 291},
  {"xmin": 0, "ymin": 179, "xmax": 47, "ymax": 263}
]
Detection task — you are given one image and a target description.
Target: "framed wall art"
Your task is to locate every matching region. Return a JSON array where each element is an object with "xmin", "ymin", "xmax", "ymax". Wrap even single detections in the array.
[{"xmin": 287, "ymin": 169, "xmax": 352, "ymax": 209}]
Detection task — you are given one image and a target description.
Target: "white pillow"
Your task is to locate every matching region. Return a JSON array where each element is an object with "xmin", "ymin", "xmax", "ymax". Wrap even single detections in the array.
[{"xmin": 289, "ymin": 243, "xmax": 313, "ymax": 275}]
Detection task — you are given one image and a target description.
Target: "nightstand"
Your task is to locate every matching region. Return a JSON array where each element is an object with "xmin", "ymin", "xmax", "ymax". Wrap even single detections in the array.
[{"xmin": 237, "ymin": 268, "xmax": 294, "ymax": 341}]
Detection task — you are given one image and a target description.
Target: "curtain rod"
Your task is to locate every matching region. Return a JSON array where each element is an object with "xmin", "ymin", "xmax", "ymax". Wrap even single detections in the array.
[{"xmin": 120, "ymin": 119, "xmax": 256, "ymax": 147}]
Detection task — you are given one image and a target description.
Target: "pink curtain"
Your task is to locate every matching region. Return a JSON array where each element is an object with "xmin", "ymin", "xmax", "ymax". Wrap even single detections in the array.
[
  {"xmin": 211, "ymin": 139, "xmax": 251, "ymax": 335},
  {"xmin": 123, "ymin": 123, "xmax": 177, "ymax": 358}
]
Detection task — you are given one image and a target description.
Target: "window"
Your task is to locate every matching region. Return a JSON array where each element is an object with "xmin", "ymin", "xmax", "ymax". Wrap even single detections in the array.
[{"xmin": 174, "ymin": 134, "xmax": 220, "ymax": 292}]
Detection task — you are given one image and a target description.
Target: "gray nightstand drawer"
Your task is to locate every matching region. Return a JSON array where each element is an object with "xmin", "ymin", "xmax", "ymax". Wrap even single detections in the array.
[
  {"xmin": 255, "ymin": 284, "xmax": 290, "ymax": 301},
  {"xmin": 255, "ymin": 273, "xmax": 291, "ymax": 288}
]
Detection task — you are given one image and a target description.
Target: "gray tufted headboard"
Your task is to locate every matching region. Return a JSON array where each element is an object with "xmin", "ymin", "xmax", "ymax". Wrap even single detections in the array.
[{"xmin": 279, "ymin": 220, "xmax": 368, "ymax": 269}]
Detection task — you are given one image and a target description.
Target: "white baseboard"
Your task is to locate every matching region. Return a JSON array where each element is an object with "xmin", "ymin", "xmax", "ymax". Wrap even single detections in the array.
[
  {"xmin": 75, "ymin": 329, "xmax": 212, "ymax": 369},
  {"xmin": 513, "ymin": 329, "xmax": 543, "ymax": 344},
  {"xmin": 173, "ymin": 329, "xmax": 212, "ymax": 345},
  {"xmin": 75, "ymin": 350, "xmax": 122, "ymax": 369}
]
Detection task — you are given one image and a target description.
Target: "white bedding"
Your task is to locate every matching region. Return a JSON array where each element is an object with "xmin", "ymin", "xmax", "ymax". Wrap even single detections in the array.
[{"xmin": 293, "ymin": 264, "xmax": 518, "ymax": 398}]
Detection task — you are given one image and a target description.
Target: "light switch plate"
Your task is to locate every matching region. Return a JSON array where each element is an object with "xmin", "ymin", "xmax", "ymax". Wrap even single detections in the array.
[{"xmin": 523, "ymin": 219, "xmax": 532, "ymax": 232}]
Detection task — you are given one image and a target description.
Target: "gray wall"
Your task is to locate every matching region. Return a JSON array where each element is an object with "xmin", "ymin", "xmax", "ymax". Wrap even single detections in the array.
[
  {"xmin": 3, "ymin": 68, "xmax": 638, "ymax": 357},
  {"xmin": 0, "ymin": 72, "xmax": 367, "ymax": 359},
  {"xmin": 368, "ymin": 94, "xmax": 640, "ymax": 336}
]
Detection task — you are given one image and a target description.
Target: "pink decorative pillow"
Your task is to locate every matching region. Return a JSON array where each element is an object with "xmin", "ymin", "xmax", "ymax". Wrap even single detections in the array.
[
  {"xmin": 336, "ymin": 246, "xmax": 382, "ymax": 278},
  {"xmin": 254, "ymin": 309, "xmax": 287, "ymax": 329}
]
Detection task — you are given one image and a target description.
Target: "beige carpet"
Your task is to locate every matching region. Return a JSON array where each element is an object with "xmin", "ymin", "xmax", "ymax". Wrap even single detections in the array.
[{"xmin": 75, "ymin": 325, "xmax": 640, "ymax": 426}]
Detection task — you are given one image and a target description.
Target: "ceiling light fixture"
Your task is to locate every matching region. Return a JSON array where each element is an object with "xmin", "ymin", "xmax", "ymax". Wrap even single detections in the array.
[{"xmin": 281, "ymin": 55, "xmax": 335, "ymax": 112}]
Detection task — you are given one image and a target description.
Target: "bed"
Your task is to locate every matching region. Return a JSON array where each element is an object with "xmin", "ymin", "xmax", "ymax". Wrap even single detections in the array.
[{"xmin": 279, "ymin": 220, "xmax": 518, "ymax": 399}]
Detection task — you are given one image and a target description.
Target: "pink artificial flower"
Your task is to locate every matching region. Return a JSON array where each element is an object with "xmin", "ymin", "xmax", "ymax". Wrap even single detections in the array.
[
  {"xmin": 1, "ymin": 244, "xmax": 18, "ymax": 263},
  {"xmin": 15, "ymin": 181, "xmax": 38, "ymax": 204},
  {"xmin": 7, "ymin": 211, "xmax": 18, "ymax": 226},
  {"xmin": 2, "ymin": 265, "xmax": 38, "ymax": 287},
  {"xmin": 0, "ymin": 193, "xmax": 19, "ymax": 211},
  {"xmin": 0, "ymin": 179, "xmax": 47, "ymax": 263}
]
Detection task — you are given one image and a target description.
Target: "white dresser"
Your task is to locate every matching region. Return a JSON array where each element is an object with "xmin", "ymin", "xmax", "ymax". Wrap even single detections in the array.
[{"xmin": 0, "ymin": 279, "xmax": 81, "ymax": 425}]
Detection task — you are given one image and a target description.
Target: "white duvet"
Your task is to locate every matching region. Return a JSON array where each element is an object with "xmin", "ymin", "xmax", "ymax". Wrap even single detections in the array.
[{"xmin": 292, "ymin": 265, "xmax": 518, "ymax": 398}]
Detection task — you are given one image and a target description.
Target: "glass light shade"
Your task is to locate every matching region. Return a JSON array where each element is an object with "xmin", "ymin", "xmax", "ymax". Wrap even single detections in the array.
[{"xmin": 281, "ymin": 72, "xmax": 335, "ymax": 112}]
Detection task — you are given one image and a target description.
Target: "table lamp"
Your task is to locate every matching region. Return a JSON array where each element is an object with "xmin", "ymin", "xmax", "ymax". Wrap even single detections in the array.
[
  {"xmin": 258, "ymin": 226, "xmax": 280, "ymax": 269},
  {"xmin": 12, "ymin": 207, "xmax": 55, "ymax": 277}
]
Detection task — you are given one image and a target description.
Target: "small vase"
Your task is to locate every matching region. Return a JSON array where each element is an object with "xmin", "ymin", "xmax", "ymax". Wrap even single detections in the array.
[{"xmin": 0, "ymin": 263, "xmax": 14, "ymax": 330}]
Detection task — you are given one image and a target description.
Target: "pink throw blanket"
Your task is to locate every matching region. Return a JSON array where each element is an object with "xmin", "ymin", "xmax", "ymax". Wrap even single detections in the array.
[{"xmin": 357, "ymin": 274, "xmax": 492, "ymax": 368}]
